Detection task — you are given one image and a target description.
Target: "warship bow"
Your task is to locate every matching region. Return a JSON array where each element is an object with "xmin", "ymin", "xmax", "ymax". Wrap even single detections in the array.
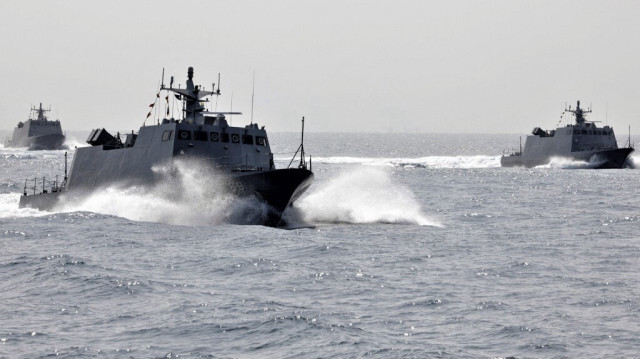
[
  {"xmin": 501, "ymin": 101, "xmax": 634, "ymax": 168},
  {"xmin": 4, "ymin": 103, "xmax": 66, "ymax": 150},
  {"xmin": 19, "ymin": 67, "xmax": 313, "ymax": 226}
]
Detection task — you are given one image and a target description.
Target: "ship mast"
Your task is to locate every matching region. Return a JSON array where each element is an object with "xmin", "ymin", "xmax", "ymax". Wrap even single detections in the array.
[
  {"xmin": 564, "ymin": 100, "xmax": 591, "ymax": 124},
  {"xmin": 31, "ymin": 103, "xmax": 51, "ymax": 121},
  {"xmin": 161, "ymin": 67, "xmax": 217, "ymax": 124},
  {"xmin": 160, "ymin": 67, "xmax": 245, "ymax": 124},
  {"xmin": 288, "ymin": 117, "xmax": 309, "ymax": 170}
]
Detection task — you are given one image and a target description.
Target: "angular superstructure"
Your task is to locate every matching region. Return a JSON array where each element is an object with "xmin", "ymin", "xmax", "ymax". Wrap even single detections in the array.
[
  {"xmin": 501, "ymin": 101, "xmax": 633, "ymax": 168},
  {"xmin": 19, "ymin": 67, "xmax": 313, "ymax": 226},
  {"xmin": 5, "ymin": 103, "xmax": 66, "ymax": 150}
]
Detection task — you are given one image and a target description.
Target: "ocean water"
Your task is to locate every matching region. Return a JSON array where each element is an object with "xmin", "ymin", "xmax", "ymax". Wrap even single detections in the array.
[{"xmin": 1, "ymin": 132, "xmax": 640, "ymax": 358}]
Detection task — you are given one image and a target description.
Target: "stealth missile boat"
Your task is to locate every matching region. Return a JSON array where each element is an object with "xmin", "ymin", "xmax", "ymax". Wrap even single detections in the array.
[
  {"xmin": 5, "ymin": 103, "xmax": 66, "ymax": 150},
  {"xmin": 19, "ymin": 67, "xmax": 314, "ymax": 226},
  {"xmin": 501, "ymin": 101, "xmax": 633, "ymax": 168}
]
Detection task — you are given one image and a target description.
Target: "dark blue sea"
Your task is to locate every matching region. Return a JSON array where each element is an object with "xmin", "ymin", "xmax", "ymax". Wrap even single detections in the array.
[{"xmin": 1, "ymin": 132, "xmax": 639, "ymax": 358}]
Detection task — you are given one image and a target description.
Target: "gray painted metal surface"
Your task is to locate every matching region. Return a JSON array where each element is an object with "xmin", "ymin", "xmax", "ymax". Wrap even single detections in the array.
[
  {"xmin": 501, "ymin": 101, "xmax": 634, "ymax": 168},
  {"xmin": 19, "ymin": 68, "xmax": 313, "ymax": 226},
  {"xmin": 5, "ymin": 103, "xmax": 66, "ymax": 150}
]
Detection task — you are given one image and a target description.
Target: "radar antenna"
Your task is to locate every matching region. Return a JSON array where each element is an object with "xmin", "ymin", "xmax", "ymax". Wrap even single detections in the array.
[{"xmin": 563, "ymin": 100, "xmax": 591, "ymax": 124}]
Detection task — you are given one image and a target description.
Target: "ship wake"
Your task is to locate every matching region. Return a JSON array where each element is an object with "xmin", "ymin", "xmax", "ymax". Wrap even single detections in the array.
[
  {"xmin": 297, "ymin": 155, "xmax": 501, "ymax": 169},
  {"xmin": 285, "ymin": 167, "xmax": 441, "ymax": 227}
]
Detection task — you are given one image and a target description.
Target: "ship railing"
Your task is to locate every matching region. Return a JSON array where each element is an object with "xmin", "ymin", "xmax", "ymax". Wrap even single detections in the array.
[
  {"xmin": 502, "ymin": 148, "xmax": 521, "ymax": 157},
  {"xmin": 115, "ymin": 130, "xmax": 139, "ymax": 139},
  {"xmin": 287, "ymin": 154, "xmax": 312, "ymax": 171},
  {"xmin": 22, "ymin": 176, "xmax": 65, "ymax": 197}
]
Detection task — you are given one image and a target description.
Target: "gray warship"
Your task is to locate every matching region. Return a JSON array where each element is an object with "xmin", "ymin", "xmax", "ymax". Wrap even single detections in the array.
[
  {"xmin": 501, "ymin": 101, "xmax": 633, "ymax": 168},
  {"xmin": 4, "ymin": 103, "xmax": 66, "ymax": 150},
  {"xmin": 19, "ymin": 67, "xmax": 314, "ymax": 226}
]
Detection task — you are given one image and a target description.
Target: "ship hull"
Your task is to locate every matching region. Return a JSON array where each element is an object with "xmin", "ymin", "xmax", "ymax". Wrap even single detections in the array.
[
  {"xmin": 501, "ymin": 147, "xmax": 633, "ymax": 168},
  {"xmin": 18, "ymin": 190, "xmax": 64, "ymax": 211},
  {"xmin": 19, "ymin": 167, "xmax": 313, "ymax": 227},
  {"xmin": 17, "ymin": 68, "xmax": 314, "ymax": 227},
  {"xmin": 6, "ymin": 133, "xmax": 66, "ymax": 150},
  {"xmin": 233, "ymin": 168, "xmax": 314, "ymax": 226}
]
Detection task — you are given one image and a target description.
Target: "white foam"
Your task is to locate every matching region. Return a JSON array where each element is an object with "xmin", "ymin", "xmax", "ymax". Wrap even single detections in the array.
[
  {"xmin": 63, "ymin": 135, "xmax": 89, "ymax": 149},
  {"xmin": 55, "ymin": 159, "xmax": 271, "ymax": 226},
  {"xmin": 296, "ymin": 167, "xmax": 442, "ymax": 226},
  {"xmin": 7, "ymin": 158, "xmax": 441, "ymax": 227},
  {"xmin": 0, "ymin": 193, "xmax": 50, "ymax": 218},
  {"xmin": 625, "ymin": 154, "xmax": 640, "ymax": 169},
  {"xmin": 302, "ymin": 155, "xmax": 501, "ymax": 169},
  {"xmin": 536, "ymin": 156, "xmax": 607, "ymax": 169}
]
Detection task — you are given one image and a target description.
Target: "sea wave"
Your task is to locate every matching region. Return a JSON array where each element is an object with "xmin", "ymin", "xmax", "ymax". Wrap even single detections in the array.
[
  {"xmin": 0, "ymin": 193, "xmax": 49, "ymax": 218},
  {"xmin": 292, "ymin": 167, "xmax": 441, "ymax": 227},
  {"xmin": 625, "ymin": 153, "xmax": 640, "ymax": 169}
]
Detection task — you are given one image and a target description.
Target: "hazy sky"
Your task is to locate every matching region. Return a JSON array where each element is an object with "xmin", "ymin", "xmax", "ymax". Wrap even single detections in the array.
[{"xmin": 1, "ymin": 0, "xmax": 639, "ymax": 134}]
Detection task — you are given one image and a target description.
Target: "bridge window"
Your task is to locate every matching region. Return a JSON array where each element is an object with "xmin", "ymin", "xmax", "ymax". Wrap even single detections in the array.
[
  {"xmin": 194, "ymin": 131, "xmax": 208, "ymax": 141},
  {"xmin": 242, "ymin": 134, "xmax": 254, "ymax": 145},
  {"xmin": 178, "ymin": 130, "xmax": 191, "ymax": 140},
  {"xmin": 210, "ymin": 132, "xmax": 219, "ymax": 142},
  {"xmin": 162, "ymin": 130, "xmax": 173, "ymax": 141},
  {"xmin": 581, "ymin": 130, "xmax": 587, "ymax": 135},
  {"xmin": 221, "ymin": 133, "xmax": 229, "ymax": 143}
]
